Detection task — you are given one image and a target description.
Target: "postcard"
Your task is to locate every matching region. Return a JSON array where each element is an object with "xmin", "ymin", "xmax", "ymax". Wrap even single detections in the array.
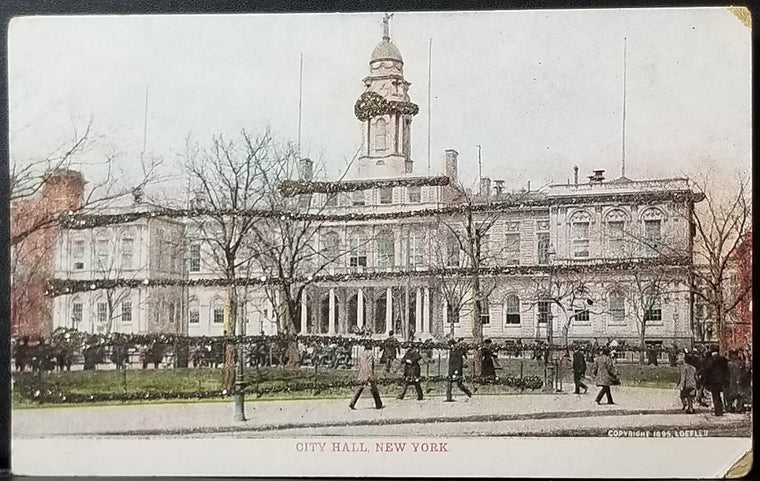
[{"xmin": 8, "ymin": 7, "xmax": 752, "ymax": 478}]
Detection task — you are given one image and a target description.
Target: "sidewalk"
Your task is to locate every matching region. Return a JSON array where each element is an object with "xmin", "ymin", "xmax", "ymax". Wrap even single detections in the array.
[{"xmin": 12, "ymin": 387, "xmax": 749, "ymax": 437}]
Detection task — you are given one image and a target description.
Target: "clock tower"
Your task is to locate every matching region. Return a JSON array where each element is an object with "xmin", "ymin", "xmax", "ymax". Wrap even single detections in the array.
[{"xmin": 354, "ymin": 14, "xmax": 419, "ymax": 179}]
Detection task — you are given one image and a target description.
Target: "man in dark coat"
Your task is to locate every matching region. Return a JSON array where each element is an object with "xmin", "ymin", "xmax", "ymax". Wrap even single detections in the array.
[
  {"xmin": 701, "ymin": 349, "xmax": 729, "ymax": 416},
  {"xmin": 445, "ymin": 339, "xmax": 472, "ymax": 402},
  {"xmin": 724, "ymin": 350, "xmax": 743, "ymax": 413},
  {"xmin": 572, "ymin": 346, "xmax": 588, "ymax": 394},
  {"xmin": 397, "ymin": 345, "xmax": 423, "ymax": 400},
  {"xmin": 381, "ymin": 331, "xmax": 400, "ymax": 372}
]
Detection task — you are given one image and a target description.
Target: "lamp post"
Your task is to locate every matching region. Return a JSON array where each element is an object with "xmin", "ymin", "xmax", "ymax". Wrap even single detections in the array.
[
  {"xmin": 232, "ymin": 296, "xmax": 247, "ymax": 422},
  {"xmin": 544, "ymin": 246, "xmax": 556, "ymax": 392}
]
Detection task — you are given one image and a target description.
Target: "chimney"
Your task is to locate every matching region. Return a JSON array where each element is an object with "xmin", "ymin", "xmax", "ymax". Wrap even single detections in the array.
[
  {"xmin": 494, "ymin": 179, "xmax": 505, "ymax": 195},
  {"xmin": 444, "ymin": 149, "xmax": 458, "ymax": 181},
  {"xmin": 527, "ymin": 180, "xmax": 531, "ymax": 192},
  {"xmin": 41, "ymin": 169, "xmax": 85, "ymax": 211},
  {"xmin": 299, "ymin": 158, "xmax": 314, "ymax": 181},
  {"xmin": 479, "ymin": 177, "xmax": 491, "ymax": 197},
  {"xmin": 588, "ymin": 169, "xmax": 605, "ymax": 183},
  {"xmin": 573, "ymin": 165, "xmax": 579, "ymax": 185}
]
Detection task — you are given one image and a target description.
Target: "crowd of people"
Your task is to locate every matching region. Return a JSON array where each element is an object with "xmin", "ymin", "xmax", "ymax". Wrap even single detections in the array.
[{"xmin": 12, "ymin": 332, "xmax": 752, "ymax": 415}]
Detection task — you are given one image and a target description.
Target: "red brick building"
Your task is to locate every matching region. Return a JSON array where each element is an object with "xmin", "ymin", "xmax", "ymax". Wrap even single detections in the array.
[
  {"xmin": 10, "ymin": 170, "xmax": 85, "ymax": 339},
  {"xmin": 725, "ymin": 229, "xmax": 752, "ymax": 351}
]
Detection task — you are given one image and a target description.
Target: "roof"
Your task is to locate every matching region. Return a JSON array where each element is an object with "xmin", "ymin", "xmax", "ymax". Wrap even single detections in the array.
[{"xmin": 371, "ymin": 38, "xmax": 403, "ymax": 63}]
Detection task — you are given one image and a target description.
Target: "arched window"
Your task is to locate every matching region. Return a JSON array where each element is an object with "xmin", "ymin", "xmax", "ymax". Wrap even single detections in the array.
[
  {"xmin": 445, "ymin": 233, "xmax": 460, "ymax": 267},
  {"xmin": 605, "ymin": 209, "xmax": 628, "ymax": 256},
  {"xmin": 376, "ymin": 231, "xmax": 395, "ymax": 267},
  {"xmin": 609, "ymin": 290, "xmax": 626, "ymax": 325},
  {"xmin": 641, "ymin": 208, "xmax": 665, "ymax": 257},
  {"xmin": 375, "ymin": 118, "xmax": 388, "ymax": 151},
  {"xmin": 505, "ymin": 295, "xmax": 521, "ymax": 325},
  {"xmin": 211, "ymin": 298, "xmax": 225, "ymax": 324},
  {"xmin": 188, "ymin": 298, "xmax": 200, "ymax": 324},
  {"xmin": 409, "ymin": 231, "xmax": 423, "ymax": 266},
  {"xmin": 570, "ymin": 211, "xmax": 591, "ymax": 258}
]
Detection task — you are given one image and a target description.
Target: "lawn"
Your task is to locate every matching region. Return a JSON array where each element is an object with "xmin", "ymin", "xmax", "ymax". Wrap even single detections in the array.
[{"xmin": 11, "ymin": 359, "xmax": 680, "ymax": 408}]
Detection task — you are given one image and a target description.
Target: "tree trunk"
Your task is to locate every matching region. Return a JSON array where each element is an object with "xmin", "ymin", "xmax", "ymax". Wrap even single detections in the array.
[
  {"xmin": 222, "ymin": 283, "xmax": 238, "ymax": 391},
  {"xmin": 471, "ymin": 279, "xmax": 483, "ymax": 377},
  {"xmin": 639, "ymin": 326, "xmax": 646, "ymax": 365}
]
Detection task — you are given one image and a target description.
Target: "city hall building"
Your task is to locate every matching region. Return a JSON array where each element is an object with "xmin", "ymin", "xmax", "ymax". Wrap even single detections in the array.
[{"xmin": 49, "ymin": 25, "xmax": 703, "ymax": 348}]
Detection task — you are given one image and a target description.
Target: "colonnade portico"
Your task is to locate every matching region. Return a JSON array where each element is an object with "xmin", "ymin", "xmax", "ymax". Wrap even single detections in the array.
[{"xmin": 298, "ymin": 285, "xmax": 433, "ymax": 338}]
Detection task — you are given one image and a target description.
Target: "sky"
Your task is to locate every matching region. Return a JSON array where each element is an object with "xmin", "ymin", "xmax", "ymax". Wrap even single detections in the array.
[{"xmin": 8, "ymin": 8, "xmax": 751, "ymax": 198}]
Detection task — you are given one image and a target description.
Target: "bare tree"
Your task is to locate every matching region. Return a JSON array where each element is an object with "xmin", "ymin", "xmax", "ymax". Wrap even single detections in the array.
[{"xmin": 623, "ymin": 270, "xmax": 672, "ymax": 364}]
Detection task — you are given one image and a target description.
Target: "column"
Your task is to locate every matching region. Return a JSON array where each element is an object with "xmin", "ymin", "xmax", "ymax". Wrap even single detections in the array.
[
  {"xmin": 328, "ymin": 288, "xmax": 336, "ymax": 334},
  {"xmin": 300, "ymin": 296, "xmax": 307, "ymax": 335},
  {"xmin": 357, "ymin": 289, "xmax": 365, "ymax": 329},
  {"xmin": 385, "ymin": 287, "xmax": 393, "ymax": 335},
  {"xmin": 415, "ymin": 287, "xmax": 422, "ymax": 336},
  {"xmin": 423, "ymin": 287, "xmax": 431, "ymax": 334}
]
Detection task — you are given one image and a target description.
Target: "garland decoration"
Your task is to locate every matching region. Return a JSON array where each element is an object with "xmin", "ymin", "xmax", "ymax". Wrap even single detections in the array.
[
  {"xmin": 354, "ymin": 91, "xmax": 419, "ymax": 122},
  {"xmin": 19, "ymin": 327, "xmax": 673, "ymax": 357},
  {"xmin": 280, "ymin": 176, "xmax": 449, "ymax": 197},
  {"xmin": 56, "ymin": 190, "xmax": 703, "ymax": 230},
  {"xmin": 12, "ymin": 374, "xmax": 544, "ymax": 404},
  {"xmin": 45, "ymin": 258, "xmax": 691, "ymax": 297}
]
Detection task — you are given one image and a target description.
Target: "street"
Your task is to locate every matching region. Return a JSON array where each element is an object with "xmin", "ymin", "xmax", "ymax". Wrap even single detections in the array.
[{"xmin": 13, "ymin": 386, "xmax": 751, "ymax": 438}]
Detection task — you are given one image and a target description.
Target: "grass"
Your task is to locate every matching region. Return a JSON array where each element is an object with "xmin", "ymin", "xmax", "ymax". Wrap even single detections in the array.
[{"xmin": 11, "ymin": 359, "xmax": 680, "ymax": 408}]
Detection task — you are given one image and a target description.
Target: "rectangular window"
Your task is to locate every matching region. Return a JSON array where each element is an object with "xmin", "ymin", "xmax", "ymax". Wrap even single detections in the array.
[
  {"xmin": 408, "ymin": 186, "xmax": 421, "ymax": 203},
  {"xmin": 73, "ymin": 240, "xmax": 86, "ymax": 270},
  {"xmin": 610, "ymin": 292, "xmax": 626, "ymax": 324},
  {"xmin": 96, "ymin": 239, "xmax": 109, "ymax": 269},
  {"xmin": 325, "ymin": 194, "xmax": 338, "ymax": 207},
  {"xmin": 479, "ymin": 298, "xmax": 490, "ymax": 325},
  {"xmin": 349, "ymin": 237, "xmax": 367, "ymax": 267},
  {"xmin": 377, "ymin": 235, "xmax": 394, "ymax": 267},
  {"xmin": 189, "ymin": 244, "xmax": 201, "ymax": 272},
  {"xmin": 121, "ymin": 301, "xmax": 132, "ymax": 323},
  {"xmin": 121, "ymin": 238, "xmax": 134, "ymax": 270},
  {"xmin": 213, "ymin": 305, "xmax": 225, "ymax": 324},
  {"xmin": 572, "ymin": 222, "xmax": 590, "ymax": 258},
  {"xmin": 403, "ymin": 119, "xmax": 411, "ymax": 156},
  {"xmin": 379, "ymin": 187, "xmax": 392, "ymax": 205},
  {"xmin": 445, "ymin": 301, "xmax": 459, "ymax": 324},
  {"xmin": 72, "ymin": 302, "xmax": 83, "ymax": 326},
  {"xmin": 574, "ymin": 307, "xmax": 590, "ymax": 323},
  {"xmin": 505, "ymin": 233, "xmax": 520, "ymax": 265},
  {"xmin": 297, "ymin": 194, "xmax": 312, "ymax": 210},
  {"xmin": 189, "ymin": 306, "xmax": 200, "ymax": 324},
  {"xmin": 168, "ymin": 302, "xmax": 176, "ymax": 323},
  {"xmin": 352, "ymin": 191, "xmax": 365, "ymax": 206},
  {"xmin": 644, "ymin": 297, "xmax": 662, "ymax": 323},
  {"xmin": 538, "ymin": 300, "xmax": 551, "ymax": 325},
  {"xmin": 446, "ymin": 236, "xmax": 460, "ymax": 267},
  {"xmin": 608, "ymin": 221, "xmax": 625, "ymax": 256},
  {"xmin": 644, "ymin": 220, "xmax": 662, "ymax": 256},
  {"xmin": 97, "ymin": 302, "xmax": 107, "ymax": 324},
  {"xmin": 505, "ymin": 296, "xmax": 521, "ymax": 325},
  {"xmin": 409, "ymin": 233, "xmax": 423, "ymax": 266},
  {"xmin": 537, "ymin": 232, "xmax": 550, "ymax": 265}
]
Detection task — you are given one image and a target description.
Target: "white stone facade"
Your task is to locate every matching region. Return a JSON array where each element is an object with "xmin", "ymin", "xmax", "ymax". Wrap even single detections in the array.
[{"xmin": 51, "ymin": 26, "xmax": 701, "ymax": 347}]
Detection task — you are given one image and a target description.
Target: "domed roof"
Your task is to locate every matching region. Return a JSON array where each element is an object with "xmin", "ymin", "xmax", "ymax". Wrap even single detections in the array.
[{"xmin": 371, "ymin": 38, "xmax": 403, "ymax": 63}]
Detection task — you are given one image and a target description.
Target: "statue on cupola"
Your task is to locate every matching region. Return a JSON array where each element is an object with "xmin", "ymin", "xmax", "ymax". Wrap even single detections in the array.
[{"xmin": 354, "ymin": 13, "xmax": 419, "ymax": 179}]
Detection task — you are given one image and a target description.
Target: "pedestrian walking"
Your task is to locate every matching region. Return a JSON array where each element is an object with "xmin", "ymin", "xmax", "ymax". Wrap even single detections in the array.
[
  {"xmin": 701, "ymin": 349, "xmax": 729, "ymax": 416},
  {"xmin": 668, "ymin": 342, "xmax": 679, "ymax": 367},
  {"xmin": 480, "ymin": 339, "xmax": 498, "ymax": 380},
  {"xmin": 677, "ymin": 354, "xmax": 698, "ymax": 413},
  {"xmin": 445, "ymin": 339, "xmax": 472, "ymax": 402},
  {"xmin": 349, "ymin": 342, "xmax": 383, "ymax": 410},
  {"xmin": 593, "ymin": 347, "xmax": 616, "ymax": 405},
  {"xmin": 381, "ymin": 331, "xmax": 400, "ymax": 373},
  {"xmin": 15, "ymin": 337, "xmax": 30, "ymax": 372},
  {"xmin": 572, "ymin": 346, "xmax": 588, "ymax": 394},
  {"xmin": 397, "ymin": 345, "xmax": 423, "ymax": 401}
]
